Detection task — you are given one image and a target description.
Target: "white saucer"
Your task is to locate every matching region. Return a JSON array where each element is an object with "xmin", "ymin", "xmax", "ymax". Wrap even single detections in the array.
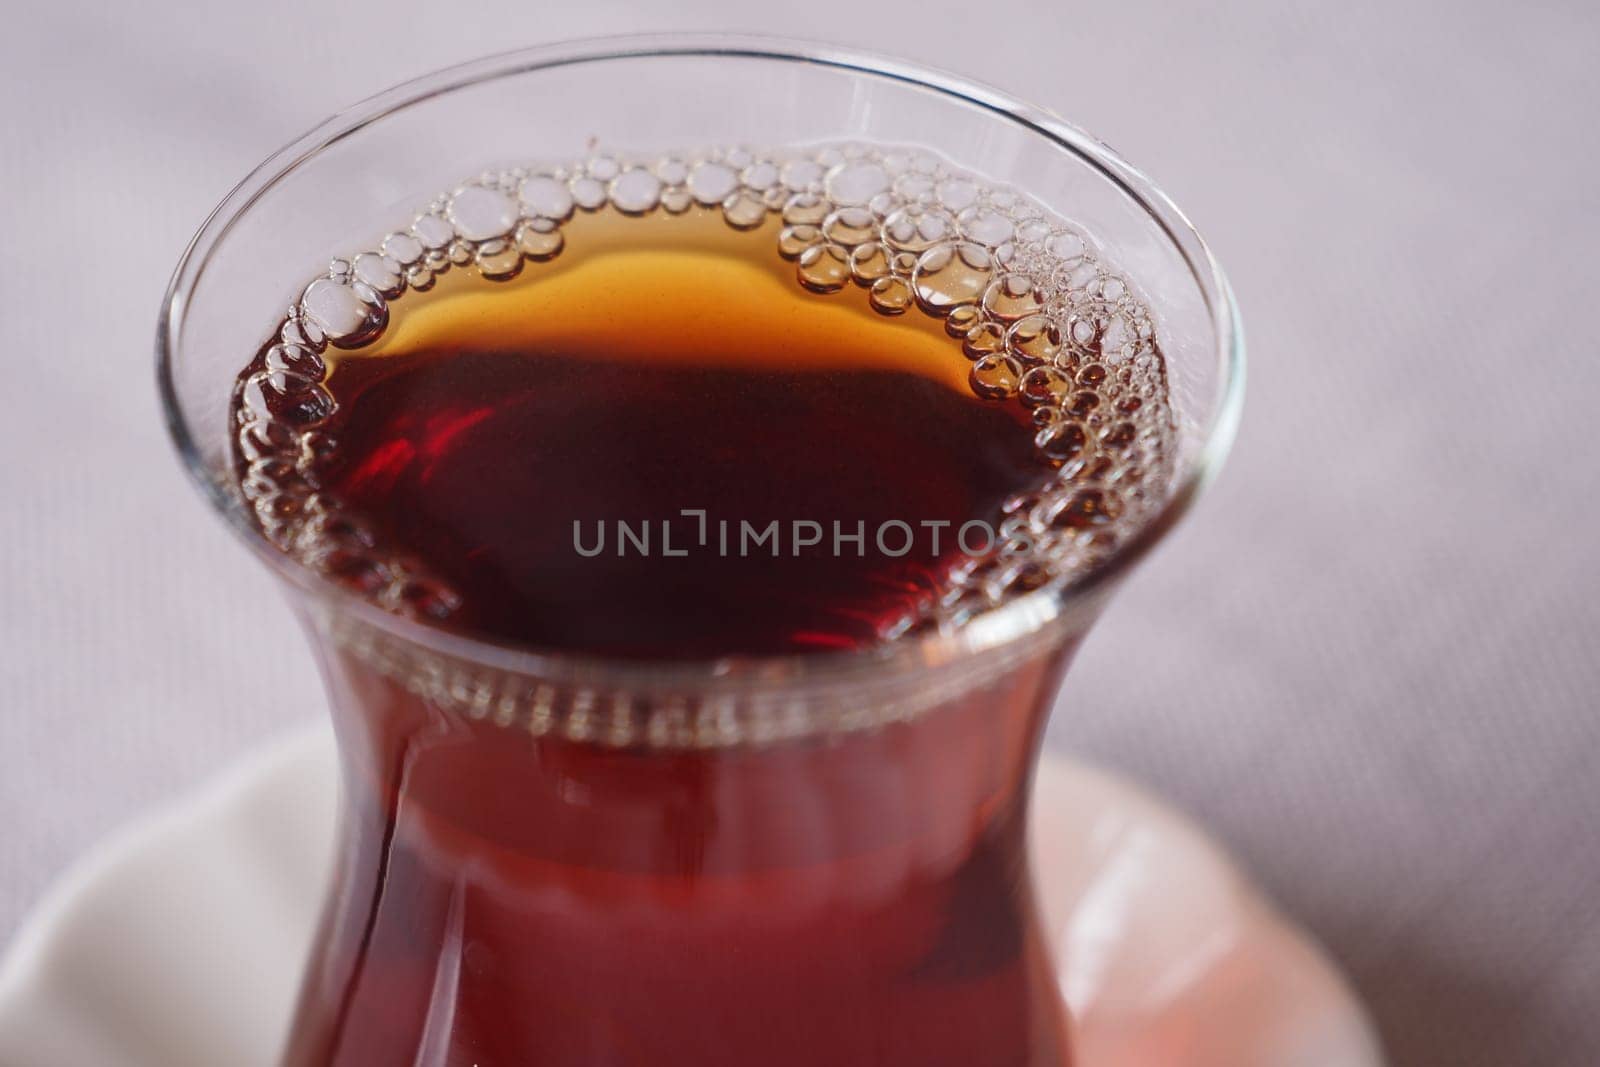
[{"xmin": 0, "ymin": 728, "xmax": 1383, "ymax": 1066}]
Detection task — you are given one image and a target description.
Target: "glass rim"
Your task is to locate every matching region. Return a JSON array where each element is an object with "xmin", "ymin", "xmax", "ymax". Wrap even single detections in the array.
[{"xmin": 156, "ymin": 32, "xmax": 1245, "ymax": 691}]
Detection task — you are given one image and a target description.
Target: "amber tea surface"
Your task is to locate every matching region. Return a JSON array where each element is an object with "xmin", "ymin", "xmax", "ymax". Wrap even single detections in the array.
[
  {"xmin": 233, "ymin": 148, "xmax": 1174, "ymax": 659},
  {"xmin": 300, "ymin": 207, "xmax": 1050, "ymax": 657}
]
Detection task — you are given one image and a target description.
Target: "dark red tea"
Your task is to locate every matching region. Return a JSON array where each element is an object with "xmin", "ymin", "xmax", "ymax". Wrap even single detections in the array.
[
  {"xmin": 231, "ymin": 145, "xmax": 1174, "ymax": 1067},
  {"xmin": 309, "ymin": 213, "xmax": 1045, "ymax": 657}
]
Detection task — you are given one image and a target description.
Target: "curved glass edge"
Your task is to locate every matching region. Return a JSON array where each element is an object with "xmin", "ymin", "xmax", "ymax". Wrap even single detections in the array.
[{"xmin": 156, "ymin": 32, "xmax": 1245, "ymax": 693}]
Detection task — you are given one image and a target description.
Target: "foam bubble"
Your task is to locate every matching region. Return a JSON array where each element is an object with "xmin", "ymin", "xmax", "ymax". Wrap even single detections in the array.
[
  {"xmin": 516, "ymin": 219, "xmax": 564, "ymax": 259},
  {"xmin": 797, "ymin": 243, "xmax": 851, "ymax": 293},
  {"xmin": 882, "ymin": 206, "xmax": 956, "ymax": 252},
  {"xmin": 825, "ymin": 161, "xmax": 890, "ymax": 206},
  {"xmin": 353, "ymin": 253, "xmax": 404, "ymax": 297},
  {"xmin": 475, "ymin": 240, "xmax": 523, "ymax": 280},
  {"xmin": 848, "ymin": 243, "xmax": 891, "ymax": 284},
  {"xmin": 781, "ymin": 159, "xmax": 823, "ymax": 191},
  {"xmin": 961, "ymin": 321, "xmax": 1006, "ymax": 359},
  {"xmin": 448, "ymin": 186, "xmax": 519, "ymax": 241},
  {"xmin": 959, "ymin": 207, "xmax": 1015, "ymax": 247},
  {"xmin": 609, "ymin": 167, "xmax": 662, "ymax": 214},
  {"xmin": 970, "ymin": 353, "xmax": 1022, "ymax": 399},
  {"xmin": 519, "ymin": 175, "xmax": 574, "ymax": 221},
  {"xmin": 722, "ymin": 191, "xmax": 768, "ymax": 230},
  {"xmin": 782, "ymin": 193, "xmax": 828, "ymax": 227},
  {"xmin": 654, "ymin": 157, "xmax": 689, "ymax": 185},
  {"xmin": 821, "ymin": 207, "xmax": 876, "ymax": 247},
  {"xmin": 868, "ymin": 276, "xmax": 912, "ymax": 315},
  {"xmin": 688, "ymin": 162, "xmax": 738, "ymax": 205},
  {"xmin": 1020, "ymin": 366, "xmax": 1072, "ymax": 408},
  {"xmin": 741, "ymin": 161, "xmax": 779, "ymax": 190},
  {"xmin": 263, "ymin": 342, "xmax": 324, "ymax": 378},
  {"xmin": 411, "ymin": 215, "xmax": 454, "ymax": 250},
  {"xmin": 299, "ymin": 278, "xmax": 386, "ymax": 348},
  {"xmin": 586, "ymin": 155, "xmax": 620, "ymax": 181},
  {"xmin": 241, "ymin": 369, "xmax": 333, "ymax": 428},
  {"xmin": 570, "ymin": 176, "xmax": 607, "ymax": 211},
  {"xmin": 382, "ymin": 232, "xmax": 424, "ymax": 266},
  {"xmin": 936, "ymin": 179, "xmax": 979, "ymax": 212},
  {"xmin": 912, "ymin": 242, "xmax": 994, "ymax": 312},
  {"xmin": 1007, "ymin": 315, "xmax": 1064, "ymax": 364},
  {"xmin": 778, "ymin": 224, "xmax": 820, "ymax": 259}
]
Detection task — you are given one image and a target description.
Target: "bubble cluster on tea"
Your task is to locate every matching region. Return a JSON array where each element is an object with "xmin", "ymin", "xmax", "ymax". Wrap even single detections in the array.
[
  {"xmin": 228, "ymin": 142, "xmax": 1176, "ymax": 1067},
  {"xmin": 232, "ymin": 143, "xmax": 1175, "ymax": 660}
]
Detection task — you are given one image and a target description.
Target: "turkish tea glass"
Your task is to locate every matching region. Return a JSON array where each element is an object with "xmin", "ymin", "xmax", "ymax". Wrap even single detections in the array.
[{"xmin": 158, "ymin": 35, "xmax": 1243, "ymax": 1067}]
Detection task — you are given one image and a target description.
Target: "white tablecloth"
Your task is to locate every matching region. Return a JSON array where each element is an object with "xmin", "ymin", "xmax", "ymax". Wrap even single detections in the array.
[{"xmin": 2, "ymin": 2, "xmax": 1596, "ymax": 1064}]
